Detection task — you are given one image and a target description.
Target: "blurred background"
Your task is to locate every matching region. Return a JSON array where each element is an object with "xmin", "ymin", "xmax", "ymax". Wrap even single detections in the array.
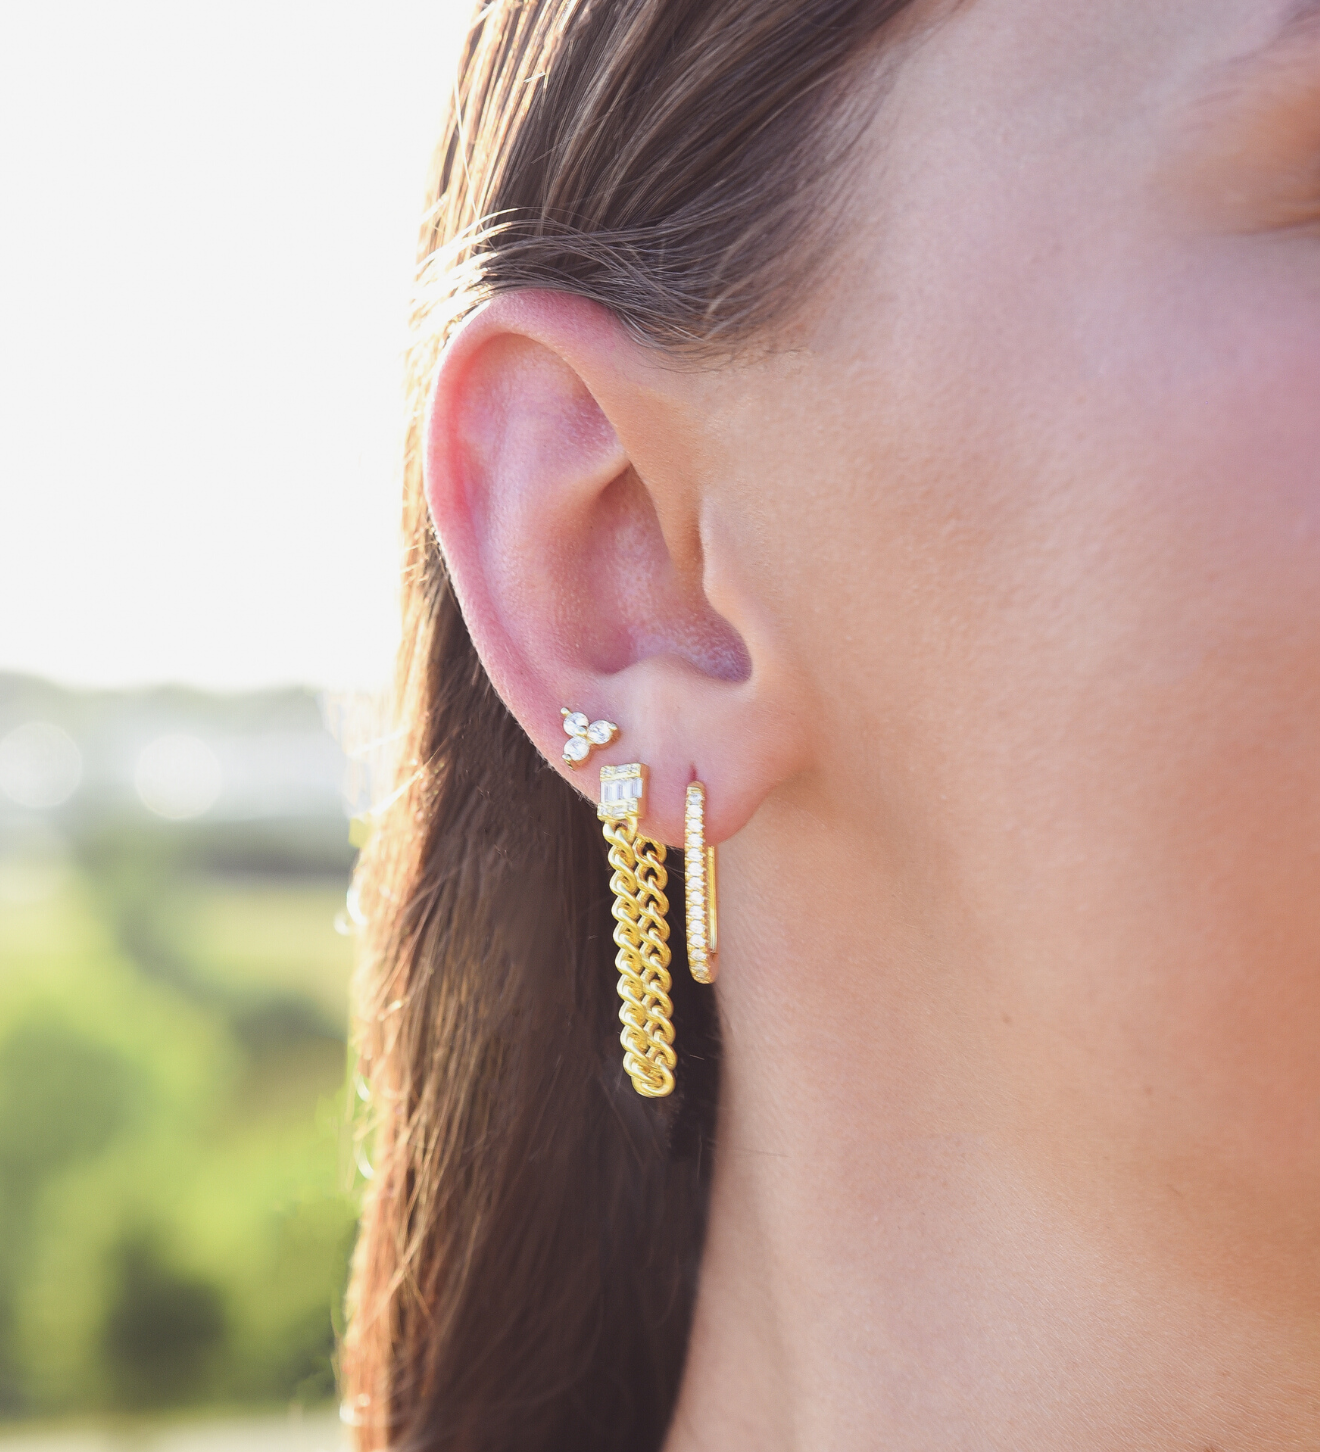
[{"xmin": 0, "ymin": 3, "xmax": 465, "ymax": 1445}]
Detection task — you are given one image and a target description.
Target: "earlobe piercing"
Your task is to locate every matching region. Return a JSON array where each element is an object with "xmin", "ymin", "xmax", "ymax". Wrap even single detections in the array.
[
  {"xmin": 598, "ymin": 761, "xmax": 677, "ymax": 1098},
  {"xmin": 684, "ymin": 783, "xmax": 718, "ymax": 984},
  {"xmin": 562, "ymin": 707, "xmax": 618, "ymax": 767}
]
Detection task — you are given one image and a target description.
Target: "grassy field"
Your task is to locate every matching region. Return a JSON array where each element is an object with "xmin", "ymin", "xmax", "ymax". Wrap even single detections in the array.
[
  {"xmin": 0, "ymin": 1407, "xmax": 346, "ymax": 1452},
  {"xmin": 0, "ymin": 837, "xmax": 358, "ymax": 1421}
]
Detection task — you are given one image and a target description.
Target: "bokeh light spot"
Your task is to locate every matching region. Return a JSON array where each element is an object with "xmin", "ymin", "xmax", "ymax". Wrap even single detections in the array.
[
  {"xmin": 0, "ymin": 722, "xmax": 83, "ymax": 809},
  {"xmin": 134, "ymin": 734, "xmax": 222, "ymax": 820}
]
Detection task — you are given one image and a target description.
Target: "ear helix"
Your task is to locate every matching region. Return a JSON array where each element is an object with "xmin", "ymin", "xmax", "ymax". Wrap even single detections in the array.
[{"xmin": 565, "ymin": 707, "xmax": 717, "ymax": 1099}]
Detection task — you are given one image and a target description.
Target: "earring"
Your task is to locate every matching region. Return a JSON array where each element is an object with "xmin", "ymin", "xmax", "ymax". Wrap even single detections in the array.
[
  {"xmin": 683, "ymin": 783, "xmax": 718, "ymax": 984},
  {"xmin": 562, "ymin": 707, "xmax": 618, "ymax": 768},
  {"xmin": 598, "ymin": 761, "xmax": 676, "ymax": 1098}
]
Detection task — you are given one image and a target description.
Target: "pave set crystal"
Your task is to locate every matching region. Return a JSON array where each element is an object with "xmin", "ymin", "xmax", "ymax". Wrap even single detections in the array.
[{"xmin": 684, "ymin": 782, "xmax": 717, "ymax": 984}]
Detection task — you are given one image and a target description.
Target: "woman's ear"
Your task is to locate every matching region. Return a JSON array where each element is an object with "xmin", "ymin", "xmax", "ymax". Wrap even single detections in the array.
[{"xmin": 424, "ymin": 289, "xmax": 806, "ymax": 845}]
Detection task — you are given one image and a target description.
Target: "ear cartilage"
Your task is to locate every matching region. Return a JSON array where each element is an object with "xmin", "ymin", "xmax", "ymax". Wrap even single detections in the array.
[
  {"xmin": 684, "ymin": 782, "xmax": 718, "ymax": 984},
  {"xmin": 598, "ymin": 762, "xmax": 676, "ymax": 1098},
  {"xmin": 561, "ymin": 707, "xmax": 618, "ymax": 768}
]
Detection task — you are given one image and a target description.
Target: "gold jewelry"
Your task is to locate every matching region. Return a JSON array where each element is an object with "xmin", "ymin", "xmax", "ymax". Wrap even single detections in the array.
[
  {"xmin": 561, "ymin": 707, "xmax": 618, "ymax": 768},
  {"xmin": 683, "ymin": 783, "xmax": 718, "ymax": 984},
  {"xmin": 598, "ymin": 763, "xmax": 676, "ymax": 1098}
]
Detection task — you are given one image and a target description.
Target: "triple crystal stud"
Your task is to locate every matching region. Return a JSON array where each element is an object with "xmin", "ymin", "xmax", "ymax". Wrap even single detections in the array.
[{"xmin": 561, "ymin": 707, "xmax": 619, "ymax": 768}]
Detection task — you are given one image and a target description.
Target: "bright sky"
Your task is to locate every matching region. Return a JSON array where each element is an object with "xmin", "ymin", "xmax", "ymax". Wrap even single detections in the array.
[{"xmin": 0, "ymin": 2, "xmax": 467, "ymax": 691}]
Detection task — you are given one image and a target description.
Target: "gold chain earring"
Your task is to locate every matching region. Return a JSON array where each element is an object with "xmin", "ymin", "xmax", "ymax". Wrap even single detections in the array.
[
  {"xmin": 684, "ymin": 782, "xmax": 718, "ymax": 984},
  {"xmin": 597, "ymin": 761, "xmax": 677, "ymax": 1098}
]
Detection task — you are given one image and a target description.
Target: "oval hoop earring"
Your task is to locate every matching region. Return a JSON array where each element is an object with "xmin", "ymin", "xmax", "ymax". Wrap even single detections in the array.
[{"xmin": 684, "ymin": 783, "xmax": 718, "ymax": 984}]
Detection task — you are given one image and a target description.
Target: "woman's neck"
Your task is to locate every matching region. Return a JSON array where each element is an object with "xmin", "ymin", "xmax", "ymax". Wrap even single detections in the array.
[{"xmin": 662, "ymin": 796, "xmax": 1319, "ymax": 1452}]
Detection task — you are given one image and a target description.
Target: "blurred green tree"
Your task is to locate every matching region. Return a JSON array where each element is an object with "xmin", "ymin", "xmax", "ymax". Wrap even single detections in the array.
[
  {"xmin": 0, "ymin": 1021, "xmax": 137, "ymax": 1412},
  {"xmin": 100, "ymin": 1234, "xmax": 227, "ymax": 1409}
]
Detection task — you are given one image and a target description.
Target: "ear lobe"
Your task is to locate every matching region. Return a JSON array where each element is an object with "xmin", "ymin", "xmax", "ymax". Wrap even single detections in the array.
[{"xmin": 423, "ymin": 289, "xmax": 803, "ymax": 846}]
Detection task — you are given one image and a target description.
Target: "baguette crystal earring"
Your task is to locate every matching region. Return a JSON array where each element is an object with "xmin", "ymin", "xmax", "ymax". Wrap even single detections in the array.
[
  {"xmin": 597, "ymin": 760, "xmax": 677, "ymax": 1098},
  {"xmin": 683, "ymin": 783, "xmax": 718, "ymax": 984}
]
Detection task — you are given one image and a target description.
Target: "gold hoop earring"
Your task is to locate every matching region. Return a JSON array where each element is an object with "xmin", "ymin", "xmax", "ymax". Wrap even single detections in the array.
[
  {"xmin": 684, "ymin": 783, "xmax": 718, "ymax": 984},
  {"xmin": 598, "ymin": 762, "xmax": 676, "ymax": 1098}
]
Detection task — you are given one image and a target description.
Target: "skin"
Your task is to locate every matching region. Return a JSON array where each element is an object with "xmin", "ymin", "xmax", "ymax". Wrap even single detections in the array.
[{"xmin": 424, "ymin": 0, "xmax": 1320, "ymax": 1445}]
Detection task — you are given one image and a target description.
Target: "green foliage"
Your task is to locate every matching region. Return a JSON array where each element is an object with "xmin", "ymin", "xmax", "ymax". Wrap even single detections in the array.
[
  {"xmin": 0, "ymin": 1020, "xmax": 137, "ymax": 1189},
  {"xmin": 101, "ymin": 1234, "xmax": 227, "ymax": 1410},
  {"xmin": 0, "ymin": 837, "xmax": 358, "ymax": 1421}
]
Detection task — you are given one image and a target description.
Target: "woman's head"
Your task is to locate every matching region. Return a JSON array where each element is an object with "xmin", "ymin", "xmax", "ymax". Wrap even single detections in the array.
[
  {"xmin": 344, "ymin": 2, "xmax": 926, "ymax": 1447},
  {"xmin": 347, "ymin": 0, "xmax": 1320, "ymax": 1445}
]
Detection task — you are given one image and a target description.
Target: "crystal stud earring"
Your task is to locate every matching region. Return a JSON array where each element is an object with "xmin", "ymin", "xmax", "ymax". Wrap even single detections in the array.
[{"xmin": 561, "ymin": 707, "xmax": 619, "ymax": 768}]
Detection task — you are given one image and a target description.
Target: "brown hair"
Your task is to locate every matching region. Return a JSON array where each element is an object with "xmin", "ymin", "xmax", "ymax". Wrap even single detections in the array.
[{"xmin": 343, "ymin": 2, "xmax": 920, "ymax": 1448}]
